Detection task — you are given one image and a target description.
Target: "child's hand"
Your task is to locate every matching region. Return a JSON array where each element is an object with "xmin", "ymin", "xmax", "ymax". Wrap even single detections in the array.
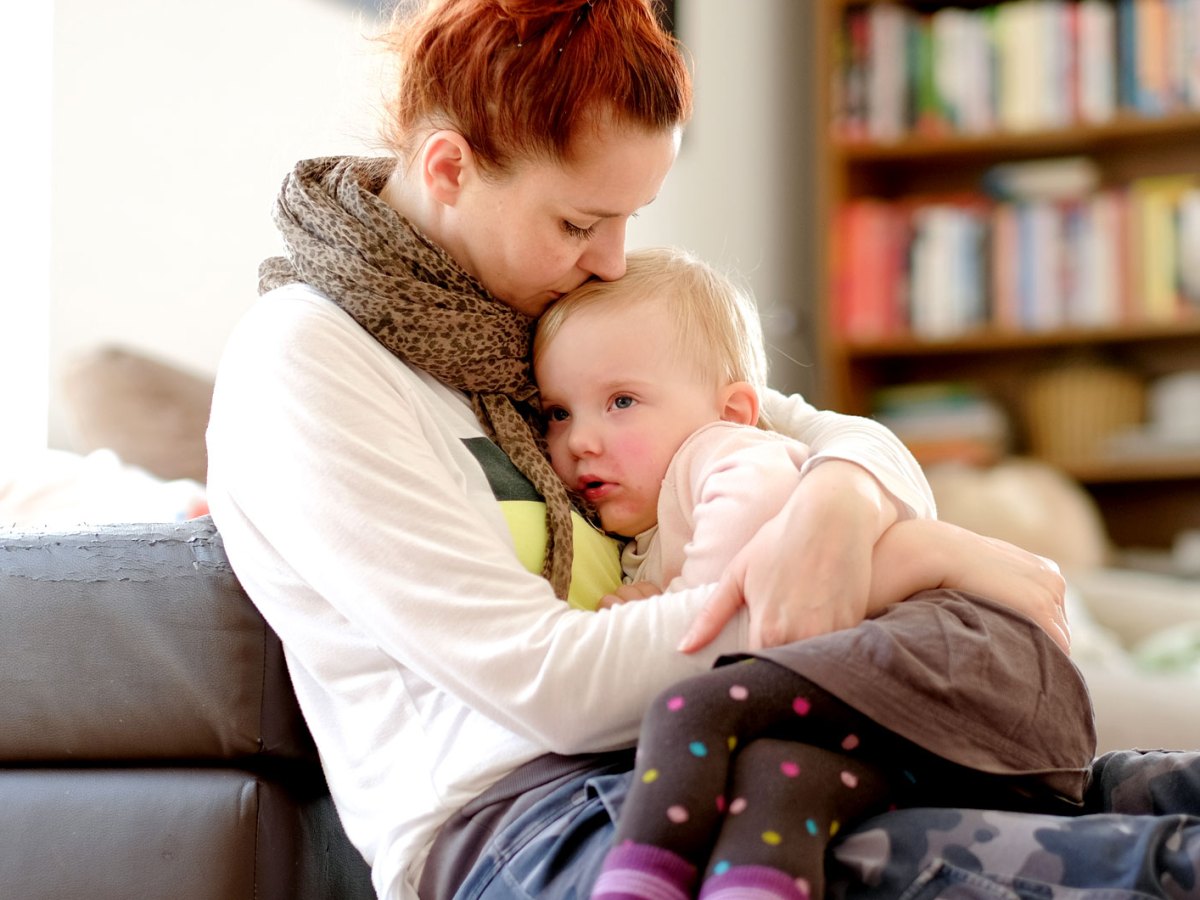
[{"xmin": 598, "ymin": 581, "xmax": 661, "ymax": 607}]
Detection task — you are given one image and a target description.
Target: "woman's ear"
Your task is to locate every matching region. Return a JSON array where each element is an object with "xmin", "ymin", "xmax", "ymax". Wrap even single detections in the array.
[
  {"xmin": 719, "ymin": 381, "xmax": 760, "ymax": 426},
  {"xmin": 420, "ymin": 130, "xmax": 474, "ymax": 206}
]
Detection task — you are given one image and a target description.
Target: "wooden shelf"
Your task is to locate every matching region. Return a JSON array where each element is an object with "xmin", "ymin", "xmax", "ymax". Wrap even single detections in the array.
[
  {"xmin": 815, "ymin": 0, "xmax": 1200, "ymax": 549},
  {"xmin": 1065, "ymin": 456, "xmax": 1200, "ymax": 484},
  {"xmin": 832, "ymin": 110, "xmax": 1200, "ymax": 164},
  {"xmin": 839, "ymin": 319, "xmax": 1200, "ymax": 358}
]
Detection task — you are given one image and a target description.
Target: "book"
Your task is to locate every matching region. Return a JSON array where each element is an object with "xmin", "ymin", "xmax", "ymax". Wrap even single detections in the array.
[
  {"xmin": 868, "ymin": 3, "xmax": 910, "ymax": 140},
  {"xmin": 833, "ymin": 201, "xmax": 904, "ymax": 340},
  {"xmin": 872, "ymin": 381, "xmax": 1011, "ymax": 466},
  {"xmin": 1180, "ymin": 189, "xmax": 1200, "ymax": 309},
  {"xmin": 1078, "ymin": 0, "xmax": 1118, "ymax": 121},
  {"xmin": 982, "ymin": 156, "xmax": 1101, "ymax": 202},
  {"xmin": 1129, "ymin": 174, "xmax": 1200, "ymax": 320},
  {"xmin": 1136, "ymin": 0, "xmax": 1170, "ymax": 114}
]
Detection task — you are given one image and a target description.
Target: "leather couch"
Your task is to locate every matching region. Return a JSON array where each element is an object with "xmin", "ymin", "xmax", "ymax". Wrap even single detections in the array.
[{"xmin": 0, "ymin": 517, "xmax": 375, "ymax": 899}]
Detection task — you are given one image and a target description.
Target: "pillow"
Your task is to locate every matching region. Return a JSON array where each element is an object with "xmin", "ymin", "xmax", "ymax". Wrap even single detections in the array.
[
  {"xmin": 924, "ymin": 457, "xmax": 1111, "ymax": 571},
  {"xmin": 60, "ymin": 346, "xmax": 214, "ymax": 484}
]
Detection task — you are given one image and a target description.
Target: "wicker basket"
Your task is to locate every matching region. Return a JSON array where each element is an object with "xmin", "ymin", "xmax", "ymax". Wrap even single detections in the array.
[{"xmin": 1023, "ymin": 362, "xmax": 1145, "ymax": 466}]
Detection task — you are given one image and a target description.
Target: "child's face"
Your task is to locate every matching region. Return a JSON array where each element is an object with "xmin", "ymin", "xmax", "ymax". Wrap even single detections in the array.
[{"xmin": 535, "ymin": 299, "xmax": 727, "ymax": 538}]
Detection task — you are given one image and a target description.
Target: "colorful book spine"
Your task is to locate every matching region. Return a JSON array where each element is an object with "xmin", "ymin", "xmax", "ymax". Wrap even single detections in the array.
[
  {"xmin": 834, "ymin": 0, "xmax": 1199, "ymax": 141},
  {"xmin": 833, "ymin": 174, "xmax": 1200, "ymax": 342}
]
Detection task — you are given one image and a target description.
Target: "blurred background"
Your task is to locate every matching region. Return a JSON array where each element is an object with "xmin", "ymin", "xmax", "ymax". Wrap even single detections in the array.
[
  {"xmin": 1, "ymin": 0, "xmax": 818, "ymax": 458},
  {"xmin": 4, "ymin": 0, "xmax": 1200, "ymax": 569},
  {"xmin": 4, "ymin": 0, "xmax": 1200, "ymax": 755}
]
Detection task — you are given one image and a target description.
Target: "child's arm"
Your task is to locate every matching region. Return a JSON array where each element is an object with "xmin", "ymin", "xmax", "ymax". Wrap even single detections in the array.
[{"xmin": 682, "ymin": 471, "xmax": 1070, "ymax": 655}]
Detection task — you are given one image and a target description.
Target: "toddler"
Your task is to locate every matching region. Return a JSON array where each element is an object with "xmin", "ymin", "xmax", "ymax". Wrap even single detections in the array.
[{"xmin": 532, "ymin": 247, "xmax": 1096, "ymax": 900}]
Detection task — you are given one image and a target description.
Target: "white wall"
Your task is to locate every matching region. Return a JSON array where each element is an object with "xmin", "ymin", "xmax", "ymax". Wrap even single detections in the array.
[
  {"xmin": 49, "ymin": 0, "xmax": 384, "ymax": 446},
  {"xmin": 47, "ymin": 0, "xmax": 816, "ymax": 448},
  {"xmin": 1, "ymin": 1, "xmax": 53, "ymax": 461},
  {"xmin": 630, "ymin": 1, "xmax": 818, "ymax": 398}
]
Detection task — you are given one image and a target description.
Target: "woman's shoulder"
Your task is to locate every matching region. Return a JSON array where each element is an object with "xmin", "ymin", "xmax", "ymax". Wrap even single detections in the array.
[
  {"xmin": 237, "ymin": 282, "xmax": 369, "ymax": 348},
  {"xmin": 214, "ymin": 282, "xmax": 465, "ymax": 427},
  {"xmin": 226, "ymin": 284, "xmax": 424, "ymax": 383}
]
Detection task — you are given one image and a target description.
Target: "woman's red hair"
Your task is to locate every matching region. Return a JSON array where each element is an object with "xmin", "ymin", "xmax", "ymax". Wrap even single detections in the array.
[{"xmin": 382, "ymin": 0, "xmax": 692, "ymax": 173}]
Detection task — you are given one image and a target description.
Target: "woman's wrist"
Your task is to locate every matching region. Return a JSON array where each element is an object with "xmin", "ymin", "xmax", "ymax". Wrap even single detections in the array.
[{"xmin": 866, "ymin": 519, "xmax": 949, "ymax": 614}]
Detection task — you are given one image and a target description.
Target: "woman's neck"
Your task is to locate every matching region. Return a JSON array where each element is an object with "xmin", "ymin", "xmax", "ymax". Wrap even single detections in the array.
[
  {"xmin": 379, "ymin": 163, "xmax": 463, "ymax": 268},
  {"xmin": 379, "ymin": 166, "xmax": 424, "ymax": 228}
]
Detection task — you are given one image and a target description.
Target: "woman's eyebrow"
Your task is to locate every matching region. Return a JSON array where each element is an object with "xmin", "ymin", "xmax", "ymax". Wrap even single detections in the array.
[
  {"xmin": 573, "ymin": 207, "xmax": 623, "ymax": 219},
  {"xmin": 574, "ymin": 196, "xmax": 659, "ymax": 219}
]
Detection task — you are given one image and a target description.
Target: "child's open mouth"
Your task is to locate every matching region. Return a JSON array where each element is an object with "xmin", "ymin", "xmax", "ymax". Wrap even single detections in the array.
[{"xmin": 580, "ymin": 480, "xmax": 611, "ymax": 502}]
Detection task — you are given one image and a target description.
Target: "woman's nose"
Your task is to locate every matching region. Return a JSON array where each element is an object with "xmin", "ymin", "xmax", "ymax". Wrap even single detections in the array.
[{"xmin": 580, "ymin": 222, "xmax": 627, "ymax": 282}]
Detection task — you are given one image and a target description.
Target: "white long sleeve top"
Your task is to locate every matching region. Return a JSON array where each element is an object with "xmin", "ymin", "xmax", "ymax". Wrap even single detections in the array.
[{"xmin": 205, "ymin": 284, "xmax": 934, "ymax": 900}]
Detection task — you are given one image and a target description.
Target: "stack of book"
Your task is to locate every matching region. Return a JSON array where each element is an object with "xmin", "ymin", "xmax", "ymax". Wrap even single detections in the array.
[
  {"xmin": 833, "ymin": 0, "xmax": 1200, "ymax": 140},
  {"xmin": 871, "ymin": 381, "xmax": 1011, "ymax": 465},
  {"xmin": 833, "ymin": 166, "xmax": 1200, "ymax": 341}
]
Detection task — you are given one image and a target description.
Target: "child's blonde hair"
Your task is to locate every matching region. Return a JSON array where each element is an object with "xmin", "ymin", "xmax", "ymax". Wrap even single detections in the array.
[{"xmin": 534, "ymin": 246, "xmax": 772, "ymax": 428}]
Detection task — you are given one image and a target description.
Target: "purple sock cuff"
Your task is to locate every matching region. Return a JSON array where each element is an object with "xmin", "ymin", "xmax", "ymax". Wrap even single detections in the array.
[
  {"xmin": 698, "ymin": 863, "xmax": 809, "ymax": 900},
  {"xmin": 592, "ymin": 841, "xmax": 696, "ymax": 899}
]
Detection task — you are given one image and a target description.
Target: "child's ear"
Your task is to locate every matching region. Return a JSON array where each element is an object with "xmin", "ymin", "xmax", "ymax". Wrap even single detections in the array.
[
  {"xmin": 719, "ymin": 381, "xmax": 760, "ymax": 426},
  {"xmin": 421, "ymin": 130, "xmax": 474, "ymax": 206}
]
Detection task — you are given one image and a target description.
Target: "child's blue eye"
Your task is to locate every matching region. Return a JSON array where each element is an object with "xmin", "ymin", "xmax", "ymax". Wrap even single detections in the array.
[
  {"xmin": 612, "ymin": 396, "xmax": 634, "ymax": 410},
  {"xmin": 547, "ymin": 407, "xmax": 570, "ymax": 422}
]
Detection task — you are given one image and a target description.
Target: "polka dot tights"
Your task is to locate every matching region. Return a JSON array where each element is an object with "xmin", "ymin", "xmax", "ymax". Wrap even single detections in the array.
[{"xmin": 592, "ymin": 660, "xmax": 914, "ymax": 900}]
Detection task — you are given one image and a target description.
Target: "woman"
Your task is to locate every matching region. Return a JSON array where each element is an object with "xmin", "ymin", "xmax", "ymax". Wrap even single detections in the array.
[{"xmin": 205, "ymin": 2, "xmax": 1074, "ymax": 897}]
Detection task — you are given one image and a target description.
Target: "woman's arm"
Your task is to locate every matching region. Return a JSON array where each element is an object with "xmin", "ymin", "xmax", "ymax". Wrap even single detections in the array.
[
  {"xmin": 681, "ymin": 470, "xmax": 1069, "ymax": 653},
  {"xmin": 866, "ymin": 517, "xmax": 1070, "ymax": 651},
  {"xmin": 206, "ymin": 289, "xmax": 750, "ymax": 755},
  {"xmin": 681, "ymin": 389, "xmax": 1068, "ymax": 652}
]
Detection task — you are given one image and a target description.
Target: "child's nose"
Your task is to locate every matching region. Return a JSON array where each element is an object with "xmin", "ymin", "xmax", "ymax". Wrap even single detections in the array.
[{"xmin": 566, "ymin": 419, "xmax": 601, "ymax": 457}]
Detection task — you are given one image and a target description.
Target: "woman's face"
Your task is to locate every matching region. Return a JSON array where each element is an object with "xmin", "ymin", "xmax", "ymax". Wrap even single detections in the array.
[{"xmin": 453, "ymin": 123, "xmax": 680, "ymax": 318}]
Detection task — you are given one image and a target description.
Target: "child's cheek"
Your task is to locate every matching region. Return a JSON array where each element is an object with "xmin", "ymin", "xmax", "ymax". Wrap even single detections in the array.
[{"xmin": 611, "ymin": 431, "xmax": 669, "ymax": 482}]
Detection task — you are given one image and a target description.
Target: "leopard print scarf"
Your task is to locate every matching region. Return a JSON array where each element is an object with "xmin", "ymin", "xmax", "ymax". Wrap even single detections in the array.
[{"xmin": 259, "ymin": 156, "xmax": 575, "ymax": 599}]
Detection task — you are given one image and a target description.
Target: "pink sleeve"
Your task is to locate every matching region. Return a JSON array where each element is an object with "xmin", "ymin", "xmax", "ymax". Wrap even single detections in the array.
[{"xmin": 665, "ymin": 425, "xmax": 811, "ymax": 590}]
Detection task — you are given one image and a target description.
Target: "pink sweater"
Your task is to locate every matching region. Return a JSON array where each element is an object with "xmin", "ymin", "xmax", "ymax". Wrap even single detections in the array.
[{"xmin": 621, "ymin": 422, "xmax": 811, "ymax": 590}]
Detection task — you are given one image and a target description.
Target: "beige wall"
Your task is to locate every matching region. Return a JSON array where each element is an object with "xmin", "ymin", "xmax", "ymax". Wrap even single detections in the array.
[{"xmin": 48, "ymin": 0, "xmax": 817, "ymax": 448}]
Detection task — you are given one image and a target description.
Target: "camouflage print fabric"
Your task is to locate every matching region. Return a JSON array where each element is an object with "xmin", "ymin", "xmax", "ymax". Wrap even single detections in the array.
[
  {"xmin": 451, "ymin": 750, "xmax": 1200, "ymax": 899},
  {"xmin": 830, "ymin": 750, "xmax": 1200, "ymax": 900}
]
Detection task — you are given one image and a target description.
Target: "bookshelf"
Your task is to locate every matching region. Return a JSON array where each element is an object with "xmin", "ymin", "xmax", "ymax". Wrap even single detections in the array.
[{"xmin": 816, "ymin": 0, "xmax": 1200, "ymax": 551}]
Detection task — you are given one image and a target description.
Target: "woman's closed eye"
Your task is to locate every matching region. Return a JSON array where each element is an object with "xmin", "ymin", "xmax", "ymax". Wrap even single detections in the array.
[{"xmin": 561, "ymin": 219, "xmax": 597, "ymax": 240}]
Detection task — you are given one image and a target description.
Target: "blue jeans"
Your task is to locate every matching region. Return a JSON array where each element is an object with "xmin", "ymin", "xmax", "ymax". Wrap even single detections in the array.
[
  {"xmin": 451, "ymin": 751, "xmax": 1200, "ymax": 900},
  {"xmin": 454, "ymin": 768, "xmax": 632, "ymax": 899}
]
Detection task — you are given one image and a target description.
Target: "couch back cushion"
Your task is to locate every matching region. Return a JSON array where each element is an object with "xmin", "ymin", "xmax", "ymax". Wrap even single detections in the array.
[{"xmin": 0, "ymin": 517, "xmax": 315, "ymax": 762}]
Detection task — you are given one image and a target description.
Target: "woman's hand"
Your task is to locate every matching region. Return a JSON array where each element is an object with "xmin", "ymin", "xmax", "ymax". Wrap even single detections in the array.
[{"xmin": 679, "ymin": 460, "xmax": 899, "ymax": 652}]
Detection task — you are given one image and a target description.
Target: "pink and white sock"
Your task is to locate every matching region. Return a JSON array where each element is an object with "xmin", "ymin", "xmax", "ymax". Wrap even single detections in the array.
[{"xmin": 590, "ymin": 840, "xmax": 697, "ymax": 900}]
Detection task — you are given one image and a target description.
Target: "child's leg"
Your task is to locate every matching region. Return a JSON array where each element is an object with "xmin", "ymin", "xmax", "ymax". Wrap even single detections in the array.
[
  {"xmin": 698, "ymin": 737, "xmax": 893, "ymax": 900},
  {"xmin": 593, "ymin": 663, "xmax": 776, "ymax": 899},
  {"xmin": 592, "ymin": 660, "xmax": 903, "ymax": 900}
]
